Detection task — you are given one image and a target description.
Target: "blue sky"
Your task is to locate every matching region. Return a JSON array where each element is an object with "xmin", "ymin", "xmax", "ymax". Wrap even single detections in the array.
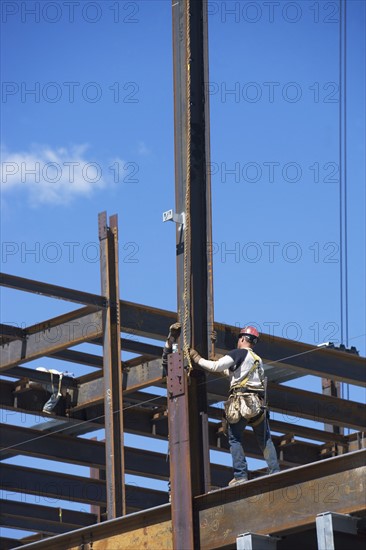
[{"xmin": 1, "ymin": 0, "xmax": 365, "ymax": 541}]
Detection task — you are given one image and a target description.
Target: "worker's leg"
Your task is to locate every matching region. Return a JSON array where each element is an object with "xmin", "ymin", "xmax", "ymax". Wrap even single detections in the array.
[
  {"xmin": 252, "ymin": 416, "xmax": 280, "ymax": 474},
  {"xmin": 228, "ymin": 417, "xmax": 248, "ymax": 480}
]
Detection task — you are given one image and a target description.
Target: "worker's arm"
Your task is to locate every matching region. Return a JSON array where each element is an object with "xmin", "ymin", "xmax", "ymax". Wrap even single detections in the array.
[{"xmin": 190, "ymin": 348, "xmax": 234, "ymax": 375}]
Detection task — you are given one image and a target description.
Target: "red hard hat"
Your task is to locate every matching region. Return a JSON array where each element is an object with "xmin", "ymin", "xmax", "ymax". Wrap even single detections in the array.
[{"xmin": 239, "ymin": 326, "xmax": 260, "ymax": 339}]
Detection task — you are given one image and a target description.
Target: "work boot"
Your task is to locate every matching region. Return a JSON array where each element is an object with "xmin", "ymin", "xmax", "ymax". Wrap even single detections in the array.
[{"xmin": 228, "ymin": 477, "xmax": 247, "ymax": 487}]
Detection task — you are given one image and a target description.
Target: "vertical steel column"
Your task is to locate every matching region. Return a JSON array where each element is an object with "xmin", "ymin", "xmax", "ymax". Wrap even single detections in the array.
[
  {"xmin": 172, "ymin": 0, "xmax": 213, "ymax": 487},
  {"xmin": 170, "ymin": 0, "xmax": 214, "ymax": 547},
  {"xmin": 167, "ymin": 351, "xmax": 194, "ymax": 550},
  {"xmin": 99, "ymin": 211, "xmax": 126, "ymax": 518},
  {"xmin": 322, "ymin": 379, "xmax": 344, "ymax": 437}
]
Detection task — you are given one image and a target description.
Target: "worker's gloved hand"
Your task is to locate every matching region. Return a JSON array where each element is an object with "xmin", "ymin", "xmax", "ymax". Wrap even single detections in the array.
[
  {"xmin": 210, "ymin": 330, "xmax": 217, "ymax": 344},
  {"xmin": 168, "ymin": 322, "xmax": 181, "ymax": 341},
  {"xmin": 189, "ymin": 348, "xmax": 202, "ymax": 363}
]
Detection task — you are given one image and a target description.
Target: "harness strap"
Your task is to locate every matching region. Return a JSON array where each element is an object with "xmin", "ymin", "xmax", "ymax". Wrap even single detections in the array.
[{"xmin": 231, "ymin": 349, "xmax": 260, "ymax": 392}]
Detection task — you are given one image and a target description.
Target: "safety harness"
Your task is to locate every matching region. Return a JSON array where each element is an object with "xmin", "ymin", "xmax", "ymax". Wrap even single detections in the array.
[{"xmin": 230, "ymin": 349, "xmax": 262, "ymax": 393}]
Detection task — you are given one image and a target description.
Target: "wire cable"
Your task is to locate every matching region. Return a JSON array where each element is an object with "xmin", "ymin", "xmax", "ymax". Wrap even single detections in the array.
[{"xmin": 339, "ymin": 0, "xmax": 350, "ymax": 407}]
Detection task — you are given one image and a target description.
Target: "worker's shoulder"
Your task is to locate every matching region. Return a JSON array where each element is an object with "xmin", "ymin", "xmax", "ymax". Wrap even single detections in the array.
[{"xmin": 226, "ymin": 348, "xmax": 248, "ymax": 361}]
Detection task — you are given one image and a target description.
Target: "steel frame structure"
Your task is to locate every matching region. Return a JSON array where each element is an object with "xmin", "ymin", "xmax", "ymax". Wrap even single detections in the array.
[
  {"xmin": 1, "ymin": 1, "xmax": 366, "ymax": 548},
  {"xmin": 1, "ymin": 230, "xmax": 365, "ymax": 549}
]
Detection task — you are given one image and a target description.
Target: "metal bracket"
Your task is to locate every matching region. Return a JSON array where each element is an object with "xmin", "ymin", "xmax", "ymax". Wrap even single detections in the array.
[
  {"xmin": 167, "ymin": 351, "xmax": 185, "ymax": 398},
  {"xmin": 316, "ymin": 512, "xmax": 359, "ymax": 550},
  {"xmin": 236, "ymin": 532, "xmax": 280, "ymax": 549},
  {"xmin": 162, "ymin": 209, "xmax": 185, "ymax": 227}
]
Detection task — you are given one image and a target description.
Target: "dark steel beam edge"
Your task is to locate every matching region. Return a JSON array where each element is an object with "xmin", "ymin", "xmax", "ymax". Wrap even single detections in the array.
[{"xmin": 0, "ymin": 272, "xmax": 106, "ymax": 308}]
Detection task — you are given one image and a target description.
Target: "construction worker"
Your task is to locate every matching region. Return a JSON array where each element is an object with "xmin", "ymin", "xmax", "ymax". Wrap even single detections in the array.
[{"xmin": 190, "ymin": 326, "xmax": 280, "ymax": 486}]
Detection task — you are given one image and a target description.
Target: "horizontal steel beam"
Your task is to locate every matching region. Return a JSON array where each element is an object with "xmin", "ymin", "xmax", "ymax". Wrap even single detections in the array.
[
  {"xmin": 0, "ymin": 272, "xmax": 106, "ymax": 308},
  {"xmin": 73, "ymin": 361, "xmax": 366, "ymax": 430},
  {"xmin": 0, "ymin": 423, "xmax": 233, "ymax": 492},
  {"xmin": 268, "ymin": 383, "xmax": 365, "ymax": 431},
  {"xmin": 196, "ymin": 449, "xmax": 366, "ymax": 549},
  {"xmin": 2, "ymin": 276, "xmax": 364, "ymax": 384},
  {"xmin": 0, "ymin": 324, "xmax": 25, "ymax": 341},
  {"xmin": 118, "ymin": 301, "xmax": 365, "ymax": 386},
  {"xmin": 93, "ymin": 336, "xmax": 162, "ymax": 357},
  {"xmin": 120, "ymin": 390, "xmax": 349, "ymax": 444},
  {"xmin": 0, "ymin": 536, "xmax": 23, "ymax": 550},
  {"xmin": 0, "ymin": 309, "xmax": 103, "ymax": 371},
  {"xmin": 0, "ymin": 366, "xmax": 78, "ymax": 389},
  {"xmin": 13, "ymin": 450, "xmax": 366, "ymax": 550},
  {"xmin": 121, "ymin": 407, "xmax": 321, "ymax": 466},
  {"xmin": 0, "ymin": 387, "xmax": 357, "ymax": 466},
  {"xmin": 15, "ymin": 505, "xmax": 172, "ymax": 550},
  {"xmin": 0, "ymin": 423, "xmax": 105, "ymax": 467},
  {"xmin": 1, "ymin": 463, "xmax": 106, "ymax": 505},
  {"xmin": 0, "ymin": 498, "xmax": 97, "ymax": 534},
  {"xmin": 0, "ymin": 463, "xmax": 168, "ymax": 509},
  {"xmin": 50, "ymin": 348, "xmax": 104, "ymax": 368}
]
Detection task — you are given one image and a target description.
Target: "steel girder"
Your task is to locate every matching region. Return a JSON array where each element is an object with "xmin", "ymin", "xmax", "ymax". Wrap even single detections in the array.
[
  {"xmin": 1, "ymin": 277, "xmax": 365, "ymax": 386},
  {"xmin": 11, "ymin": 450, "xmax": 366, "ymax": 550},
  {"xmin": 196, "ymin": 449, "xmax": 366, "ymax": 549},
  {"xmin": 0, "ymin": 499, "xmax": 97, "ymax": 535},
  {"xmin": 0, "ymin": 463, "xmax": 167, "ymax": 510},
  {"xmin": 0, "ymin": 308, "xmax": 103, "ymax": 371}
]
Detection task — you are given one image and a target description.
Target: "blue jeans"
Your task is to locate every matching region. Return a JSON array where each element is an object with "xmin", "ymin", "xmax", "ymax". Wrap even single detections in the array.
[{"xmin": 228, "ymin": 414, "xmax": 280, "ymax": 479}]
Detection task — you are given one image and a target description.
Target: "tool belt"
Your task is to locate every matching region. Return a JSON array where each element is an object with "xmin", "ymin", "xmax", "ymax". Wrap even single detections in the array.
[
  {"xmin": 230, "ymin": 387, "xmax": 264, "ymax": 395},
  {"xmin": 224, "ymin": 390, "xmax": 264, "ymax": 424}
]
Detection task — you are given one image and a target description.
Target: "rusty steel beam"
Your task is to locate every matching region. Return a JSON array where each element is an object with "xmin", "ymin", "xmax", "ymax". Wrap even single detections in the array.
[
  {"xmin": 1, "ymin": 375, "xmax": 362, "ymax": 448},
  {"xmin": 0, "ymin": 423, "xmax": 233, "ymax": 488},
  {"xmin": 117, "ymin": 303, "xmax": 365, "ymax": 385},
  {"xmin": 0, "ymin": 366, "xmax": 78, "ymax": 392},
  {"xmin": 49, "ymin": 348, "xmax": 104, "ymax": 368},
  {"xmin": 0, "ymin": 308, "xmax": 103, "ymax": 371},
  {"xmin": 1, "ymin": 283, "xmax": 364, "ymax": 385},
  {"xmin": 0, "ymin": 323, "xmax": 25, "ymax": 341},
  {"xmin": 0, "ymin": 463, "xmax": 106, "ymax": 505},
  {"xmin": 13, "ymin": 450, "xmax": 366, "ymax": 550},
  {"xmin": 123, "ymin": 392, "xmax": 349, "ymax": 445},
  {"xmin": 0, "ymin": 499, "xmax": 97, "ymax": 534},
  {"xmin": 196, "ymin": 449, "xmax": 366, "ymax": 549},
  {"xmin": 92, "ymin": 335, "xmax": 162, "ymax": 357},
  {"xmin": 70, "ymin": 361, "xmax": 365, "ymax": 430},
  {"xmin": 121, "ymin": 389, "xmax": 350, "ymax": 446},
  {"xmin": 99, "ymin": 211, "xmax": 125, "ymax": 518},
  {"xmin": 267, "ymin": 382, "xmax": 365, "ymax": 431},
  {"xmin": 0, "ymin": 537, "xmax": 25, "ymax": 550},
  {"xmin": 14, "ymin": 505, "xmax": 172, "ymax": 550},
  {"xmin": 0, "ymin": 463, "xmax": 167, "ymax": 510},
  {"xmin": 0, "ymin": 423, "xmax": 105, "ymax": 467},
  {"xmin": 0, "ymin": 272, "xmax": 106, "ymax": 308},
  {"xmin": 121, "ymin": 406, "xmax": 321, "ymax": 466}
]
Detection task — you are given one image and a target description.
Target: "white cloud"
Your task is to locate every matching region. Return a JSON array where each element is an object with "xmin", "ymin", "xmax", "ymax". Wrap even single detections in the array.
[
  {"xmin": 137, "ymin": 141, "xmax": 151, "ymax": 156},
  {"xmin": 0, "ymin": 144, "xmax": 119, "ymax": 206}
]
